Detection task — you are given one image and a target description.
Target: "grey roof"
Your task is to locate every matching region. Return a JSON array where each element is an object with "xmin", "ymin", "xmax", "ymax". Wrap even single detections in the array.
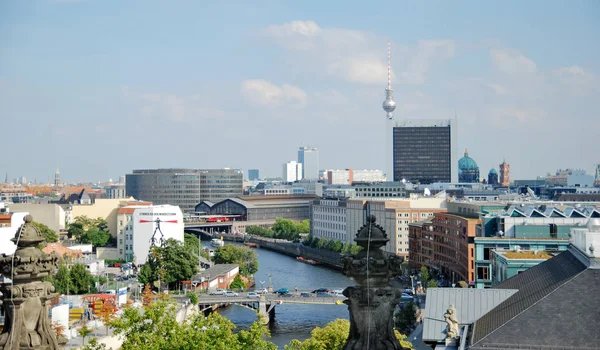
[
  {"xmin": 469, "ymin": 248, "xmax": 599, "ymax": 349},
  {"xmin": 422, "ymin": 288, "xmax": 517, "ymax": 342},
  {"xmin": 191, "ymin": 264, "xmax": 239, "ymax": 282}
]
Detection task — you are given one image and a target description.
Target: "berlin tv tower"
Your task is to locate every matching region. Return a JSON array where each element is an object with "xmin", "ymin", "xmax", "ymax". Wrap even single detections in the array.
[{"xmin": 382, "ymin": 40, "xmax": 396, "ymax": 120}]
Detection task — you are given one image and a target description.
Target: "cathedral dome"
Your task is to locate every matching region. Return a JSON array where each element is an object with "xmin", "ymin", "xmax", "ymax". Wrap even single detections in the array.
[
  {"xmin": 488, "ymin": 168, "xmax": 498, "ymax": 175},
  {"xmin": 458, "ymin": 149, "xmax": 479, "ymax": 171}
]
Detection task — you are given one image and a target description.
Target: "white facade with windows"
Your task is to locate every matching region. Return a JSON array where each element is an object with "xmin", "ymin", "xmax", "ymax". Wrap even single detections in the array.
[
  {"xmin": 283, "ymin": 161, "xmax": 303, "ymax": 182},
  {"xmin": 310, "ymin": 199, "xmax": 347, "ymax": 242}
]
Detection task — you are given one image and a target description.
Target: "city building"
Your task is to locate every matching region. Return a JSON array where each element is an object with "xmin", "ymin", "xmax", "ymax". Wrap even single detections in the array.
[
  {"xmin": 487, "ymin": 168, "xmax": 498, "ymax": 185},
  {"xmin": 325, "ymin": 169, "xmax": 386, "ymax": 185},
  {"xmin": 499, "ymin": 160, "xmax": 510, "ymax": 186},
  {"xmin": 595, "ymin": 164, "xmax": 600, "ymax": 187},
  {"xmin": 69, "ymin": 198, "xmax": 147, "ymax": 237},
  {"xmin": 353, "ymin": 181, "xmax": 407, "ymax": 198},
  {"xmin": 323, "ymin": 186, "xmax": 357, "ymax": 199},
  {"xmin": 105, "ymin": 185, "xmax": 126, "ymax": 199},
  {"xmin": 283, "ymin": 161, "xmax": 302, "ymax": 182},
  {"xmin": 0, "ymin": 184, "xmax": 32, "ymax": 203},
  {"xmin": 292, "ymin": 180, "xmax": 323, "ymax": 196},
  {"xmin": 408, "ymin": 212, "xmax": 479, "ymax": 284},
  {"xmin": 116, "ymin": 202, "xmax": 153, "ymax": 261},
  {"xmin": 54, "ymin": 167, "xmax": 61, "ymax": 187},
  {"xmin": 9, "ymin": 203, "xmax": 66, "ymax": 233},
  {"xmin": 248, "ymin": 169, "xmax": 260, "ymax": 181},
  {"xmin": 491, "ymin": 249, "xmax": 553, "ymax": 285},
  {"xmin": 298, "ymin": 147, "xmax": 319, "ymax": 180},
  {"xmin": 388, "ymin": 119, "xmax": 454, "ymax": 184},
  {"xmin": 131, "ymin": 205, "xmax": 184, "ymax": 264},
  {"xmin": 126, "ymin": 168, "xmax": 243, "ymax": 213},
  {"xmin": 311, "ymin": 198, "xmax": 348, "ymax": 242},
  {"xmin": 191, "ymin": 264, "xmax": 240, "ymax": 291},
  {"xmin": 346, "ymin": 197, "xmax": 447, "ymax": 256},
  {"xmin": 458, "ymin": 149, "xmax": 480, "ymax": 183},
  {"xmin": 545, "ymin": 168, "xmax": 594, "ymax": 187},
  {"xmin": 0, "ymin": 203, "xmax": 28, "ymax": 256}
]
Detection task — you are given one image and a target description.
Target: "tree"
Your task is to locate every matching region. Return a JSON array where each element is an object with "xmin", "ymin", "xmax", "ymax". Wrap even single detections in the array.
[
  {"xmin": 79, "ymin": 227, "xmax": 111, "ymax": 248},
  {"xmin": 67, "ymin": 222, "xmax": 85, "ymax": 240},
  {"xmin": 52, "ymin": 264, "xmax": 70, "ymax": 295},
  {"xmin": 96, "ymin": 300, "xmax": 116, "ymax": 335},
  {"xmin": 32, "ymin": 222, "xmax": 58, "ymax": 242},
  {"xmin": 81, "ymin": 338, "xmax": 108, "ymax": 350},
  {"xmin": 331, "ymin": 240, "xmax": 343, "ymax": 253},
  {"xmin": 213, "ymin": 245, "xmax": 259, "ymax": 276},
  {"xmin": 139, "ymin": 239, "xmax": 198, "ymax": 289},
  {"xmin": 141, "ymin": 284, "xmax": 155, "ymax": 307},
  {"xmin": 285, "ymin": 319, "xmax": 413, "ymax": 350},
  {"xmin": 187, "ymin": 292, "xmax": 198, "ymax": 305},
  {"xmin": 297, "ymin": 219, "xmax": 310, "ymax": 233},
  {"xmin": 420, "ymin": 266, "xmax": 430, "ymax": 284},
  {"xmin": 229, "ymin": 274, "xmax": 246, "ymax": 290},
  {"xmin": 394, "ymin": 301, "xmax": 417, "ymax": 334},
  {"xmin": 78, "ymin": 323, "xmax": 93, "ymax": 346},
  {"xmin": 69, "ymin": 263, "xmax": 94, "ymax": 294},
  {"xmin": 427, "ymin": 279, "xmax": 438, "ymax": 289},
  {"xmin": 110, "ymin": 298, "xmax": 277, "ymax": 350},
  {"xmin": 183, "ymin": 233, "xmax": 210, "ymax": 260}
]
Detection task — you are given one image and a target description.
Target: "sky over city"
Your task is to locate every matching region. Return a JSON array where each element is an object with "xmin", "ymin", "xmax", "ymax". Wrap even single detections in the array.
[{"xmin": 1, "ymin": 0, "xmax": 599, "ymax": 182}]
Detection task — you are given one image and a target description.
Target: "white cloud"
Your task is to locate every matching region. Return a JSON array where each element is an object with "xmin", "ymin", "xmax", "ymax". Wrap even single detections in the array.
[
  {"xmin": 490, "ymin": 107, "xmax": 545, "ymax": 127},
  {"xmin": 123, "ymin": 88, "xmax": 225, "ymax": 122},
  {"xmin": 486, "ymin": 83, "xmax": 507, "ymax": 95},
  {"xmin": 552, "ymin": 65, "xmax": 595, "ymax": 88},
  {"xmin": 262, "ymin": 20, "xmax": 453, "ymax": 85},
  {"xmin": 490, "ymin": 48, "xmax": 537, "ymax": 75},
  {"xmin": 240, "ymin": 79, "xmax": 307, "ymax": 108}
]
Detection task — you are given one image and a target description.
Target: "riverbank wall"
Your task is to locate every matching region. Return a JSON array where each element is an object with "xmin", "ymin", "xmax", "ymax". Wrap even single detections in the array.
[{"xmin": 247, "ymin": 237, "xmax": 344, "ymax": 270}]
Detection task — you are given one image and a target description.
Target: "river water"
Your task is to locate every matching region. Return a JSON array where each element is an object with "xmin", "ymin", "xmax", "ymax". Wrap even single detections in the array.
[{"xmin": 210, "ymin": 244, "xmax": 353, "ymax": 349}]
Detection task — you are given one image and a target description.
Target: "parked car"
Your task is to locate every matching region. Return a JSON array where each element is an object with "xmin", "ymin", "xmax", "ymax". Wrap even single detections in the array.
[
  {"xmin": 312, "ymin": 288, "xmax": 329, "ymax": 293},
  {"xmin": 300, "ymin": 292, "xmax": 311, "ymax": 297},
  {"xmin": 403, "ymin": 289, "xmax": 414, "ymax": 296},
  {"xmin": 332, "ymin": 289, "xmax": 343, "ymax": 295},
  {"xmin": 210, "ymin": 289, "xmax": 227, "ymax": 295},
  {"xmin": 225, "ymin": 291, "xmax": 239, "ymax": 297},
  {"xmin": 280, "ymin": 293, "xmax": 294, "ymax": 298},
  {"xmin": 247, "ymin": 292, "xmax": 259, "ymax": 299},
  {"xmin": 255, "ymin": 288, "xmax": 268, "ymax": 294},
  {"xmin": 275, "ymin": 288, "xmax": 289, "ymax": 295},
  {"xmin": 317, "ymin": 292, "xmax": 333, "ymax": 297}
]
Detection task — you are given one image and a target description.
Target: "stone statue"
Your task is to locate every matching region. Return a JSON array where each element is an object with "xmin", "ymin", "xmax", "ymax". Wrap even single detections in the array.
[
  {"xmin": 444, "ymin": 304, "xmax": 459, "ymax": 339},
  {"xmin": 341, "ymin": 215, "xmax": 406, "ymax": 350},
  {"xmin": 0, "ymin": 215, "xmax": 65, "ymax": 349}
]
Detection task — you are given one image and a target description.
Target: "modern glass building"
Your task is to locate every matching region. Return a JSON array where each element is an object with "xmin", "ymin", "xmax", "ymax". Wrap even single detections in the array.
[
  {"xmin": 125, "ymin": 168, "xmax": 243, "ymax": 213},
  {"xmin": 390, "ymin": 120, "xmax": 453, "ymax": 184},
  {"xmin": 248, "ymin": 169, "xmax": 259, "ymax": 181},
  {"xmin": 298, "ymin": 147, "xmax": 319, "ymax": 180}
]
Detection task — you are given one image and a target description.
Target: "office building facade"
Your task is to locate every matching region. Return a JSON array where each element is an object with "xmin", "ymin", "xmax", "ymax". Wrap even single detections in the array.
[
  {"xmin": 248, "ymin": 169, "xmax": 260, "ymax": 181},
  {"xmin": 298, "ymin": 147, "xmax": 319, "ymax": 180},
  {"xmin": 126, "ymin": 169, "xmax": 243, "ymax": 213},
  {"xmin": 283, "ymin": 161, "xmax": 302, "ymax": 182},
  {"xmin": 389, "ymin": 120, "xmax": 453, "ymax": 184}
]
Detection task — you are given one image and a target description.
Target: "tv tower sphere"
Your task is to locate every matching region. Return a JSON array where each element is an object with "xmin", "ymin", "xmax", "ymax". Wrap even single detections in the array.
[{"xmin": 382, "ymin": 40, "xmax": 396, "ymax": 120}]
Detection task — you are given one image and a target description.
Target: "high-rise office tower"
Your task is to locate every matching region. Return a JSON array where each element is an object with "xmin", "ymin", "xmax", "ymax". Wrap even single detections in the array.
[
  {"xmin": 298, "ymin": 147, "xmax": 319, "ymax": 180},
  {"xmin": 283, "ymin": 161, "xmax": 302, "ymax": 182},
  {"xmin": 388, "ymin": 119, "xmax": 454, "ymax": 184},
  {"xmin": 595, "ymin": 164, "xmax": 600, "ymax": 187},
  {"xmin": 499, "ymin": 160, "xmax": 510, "ymax": 187},
  {"xmin": 248, "ymin": 169, "xmax": 260, "ymax": 181},
  {"xmin": 54, "ymin": 167, "xmax": 61, "ymax": 187}
]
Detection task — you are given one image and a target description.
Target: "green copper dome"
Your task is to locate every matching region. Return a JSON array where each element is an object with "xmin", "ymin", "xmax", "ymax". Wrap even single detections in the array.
[
  {"xmin": 489, "ymin": 168, "xmax": 498, "ymax": 175},
  {"xmin": 458, "ymin": 149, "xmax": 479, "ymax": 171}
]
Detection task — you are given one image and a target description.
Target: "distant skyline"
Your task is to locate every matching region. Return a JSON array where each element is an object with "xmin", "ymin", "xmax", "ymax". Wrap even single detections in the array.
[{"xmin": 1, "ymin": 1, "xmax": 599, "ymax": 182}]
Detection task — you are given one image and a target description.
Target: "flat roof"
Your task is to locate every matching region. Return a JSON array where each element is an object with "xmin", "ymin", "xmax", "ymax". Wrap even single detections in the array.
[{"xmin": 495, "ymin": 250, "xmax": 553, "ymax": 260}]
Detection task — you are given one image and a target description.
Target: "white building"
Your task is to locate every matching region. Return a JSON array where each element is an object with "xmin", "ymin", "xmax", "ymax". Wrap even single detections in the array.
[
  {"xmin": 0, "ymin": 203, "xmax": 28, "ymax": 256},
  {"xmin": 132, "ymin": 205, "xmax": 184, "ymax": 265},
  {"xmin": 283, "ymin": 161, "xmax": 303, "ymax": 182},
  {"xmin": 298, "ymin": 147, "xmax": 319, "ymax": 180},
  {"xmin": 325, "ymin": 169, "xmax": 386, "ymax": 185},
  {"xmin": 311, "ymin": 198, "xmax": 348, "ymax": 242}
]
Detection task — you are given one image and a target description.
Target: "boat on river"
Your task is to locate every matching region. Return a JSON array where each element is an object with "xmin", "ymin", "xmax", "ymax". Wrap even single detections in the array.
[
  {"xmin": 244, "ymin": 242, "xmax": 259, "ymax": 248},
  {"xmin": 211, "ymin": 238, "xmax": 225, "ymax": 247},
  {"xmin": 297, "ymin": 256, "xmax": 320, "ymax": 265}
]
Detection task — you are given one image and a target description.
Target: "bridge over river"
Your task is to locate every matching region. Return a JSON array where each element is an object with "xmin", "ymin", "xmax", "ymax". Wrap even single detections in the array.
[{"xmin": 194, "ymin": 291, "xmax": 346, "ymax": 324}]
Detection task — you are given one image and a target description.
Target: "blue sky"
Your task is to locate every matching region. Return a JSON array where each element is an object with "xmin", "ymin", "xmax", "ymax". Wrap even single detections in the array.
[{"xmin": 1, "ymin": 0, "xmax": 599, "ymax": 182}]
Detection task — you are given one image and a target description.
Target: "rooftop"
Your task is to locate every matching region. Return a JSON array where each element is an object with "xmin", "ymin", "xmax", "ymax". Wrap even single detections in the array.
[{"xmin": 498, "ymin": 250, "xmax": 552, "ymax": 260}]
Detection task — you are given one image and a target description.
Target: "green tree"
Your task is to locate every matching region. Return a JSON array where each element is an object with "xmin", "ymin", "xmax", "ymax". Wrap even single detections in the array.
[
  {"xmin": 79, "ymin": 227, "xmax": 111, "ymax": 247},
  {"xmin": 310, "ymin": 237, "xmax": 320, "ymax": 249},
  {"xmin": 285, "ymin": 319, "xmax": 413, "ymax": 350},
  {"xmin": 187, "ymin": 292, "xmax": 198, "ymax": 305},
  {"xmin": 78, "ymin": 323, "xmax": 93, "ymax": 346},
  {"xmin": 32, "ymin": 221, "xmax": 59, "ymax": 242},
  {"xmin": 331, "ymin": 240, "xmax": 343, "ymax": 253},
  {"xmin": 394, "ymin": 301, "xmax": 417, "ymax": 334},
  {"xmin": 229, "ymin": 274, "xmax": 247, "ymax": 290},
  {"xmin": 297, "ymin": 219, "xmax": 310, "ymax": 233},
  {"xmin": 141, "ymin": 239, "xmax": 198, "ymax": 289},
  {"xmin": 81, "ymin": 338, "xmax": 107, "ymax": 350},
  {"xmin": 349, "ymin": 243, "xmax": 362, "ymax": 255},
  {"xmin": 427, "ymin": 279, "xmax": 438, "ymax": 289},
  {"xmin": 67, "ymin": 222, "xmax": 85, "ymax": 240},
  {"xmin": 183, "ymin": 233, "xmax": 210, "ymax": 260},
  {"xmin": 110, "ymin": 298, "xmax": 277, "ymax": 350},
  {"xmin": 52, "ymin": 264, "xmax": 70, "ymax": 294},
  {"xmin": 213, "ymin": 245, "xmax": 259, "ymax": 276},
  {"xmin": 420, "ymin": 266, "xmax": 430, "ymax": 284},
  {"xmin": 272, "ymin": 218, "xmax": 298, "ymax": 236},
  {"xmin": 69, "ymin": 263, "xmax": 94, "ymax": 294},
  {"xmin": 246, "ymin": 226, "xmax": 274, "ymax": 238}
]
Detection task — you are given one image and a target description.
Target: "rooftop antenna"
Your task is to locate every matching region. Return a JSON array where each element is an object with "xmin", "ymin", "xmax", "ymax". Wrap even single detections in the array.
[{"xmin": 382, "ymin": 40, "xmax": 396, "ymax": 120}]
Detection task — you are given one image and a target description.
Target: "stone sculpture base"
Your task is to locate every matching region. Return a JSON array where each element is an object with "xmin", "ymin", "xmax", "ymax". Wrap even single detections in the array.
[{"xmin": 343, "ymin": 286, "xmax": 402, "ymax": 350}]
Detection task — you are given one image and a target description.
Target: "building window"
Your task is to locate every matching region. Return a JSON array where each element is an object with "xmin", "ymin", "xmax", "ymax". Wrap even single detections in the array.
[{"xmin": 477, "ymin": 266, "xmax": 489, "ymax": 280}]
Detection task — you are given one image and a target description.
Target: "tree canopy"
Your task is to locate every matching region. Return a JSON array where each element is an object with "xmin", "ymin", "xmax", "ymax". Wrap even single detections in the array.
[
  {"xmin": 68, "ymin": 216, "xmax": 112, "ymax": 248},
  {"xmin": 213, "ymin": 245, "xmax": 259, "ymax": 276},
  {"xmin": 183, "ymin": 233, "xmax": 210, "ymax": 261},
  {"xmin": 138, "ymin": 238, "xmax": 198, "ymax": 289},
  {"xmin": 110, "ymin": 299, "xmax": 277, "ymax": 350},
  {"xmin": 32, "ymin": 221, "xmax": 58, "ymax": 242},
  {"xmin": 229, "ymin": 274, "xmax": 246, "ymax": 290},
  {"xmin": 48, "ymin": 263, "xmax": 98, "ymax": 295},
  {"xmin": 284, "ymin": 319, "xmax": 413, "ymax": 350},
  {"xmin": 247, "ymin": 218, "xmax": 310, "ymax": 242}
]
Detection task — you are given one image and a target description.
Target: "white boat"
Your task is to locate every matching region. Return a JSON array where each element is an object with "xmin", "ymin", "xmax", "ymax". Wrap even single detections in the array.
[{"xmin": 211, "ymin": 238, "xmax": 225, "ymax": 247}]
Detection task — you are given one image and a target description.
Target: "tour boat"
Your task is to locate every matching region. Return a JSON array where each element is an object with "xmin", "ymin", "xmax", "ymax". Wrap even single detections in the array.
[
  {"xmin": 211, "ymin": 238, "xmax": 225, "ymax": 247},
  {"xmin": 296, "ymin": 256, "xmax": 320, "ymax": 265}
]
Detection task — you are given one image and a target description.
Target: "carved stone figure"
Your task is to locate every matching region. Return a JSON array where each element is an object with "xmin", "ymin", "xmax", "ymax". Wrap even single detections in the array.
[
  {"xmin": 444, "ymin": 304, "xmax": 459, "ymax": 339},
  {"xmin": 0, "ymin": 215, "xmax": 65, "ymax": 349},
  {"xmin": 342, "ymin": 215, "xmax": 406, "ymax": 349}
]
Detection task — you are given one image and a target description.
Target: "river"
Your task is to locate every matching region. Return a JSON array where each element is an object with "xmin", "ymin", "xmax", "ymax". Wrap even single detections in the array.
[{"xmin": 209, "ymin": 243, "xmax": 353, "ymax": 349}]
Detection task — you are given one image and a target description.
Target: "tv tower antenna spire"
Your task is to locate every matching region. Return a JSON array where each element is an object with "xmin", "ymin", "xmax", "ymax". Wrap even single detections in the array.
[{"xmin": 382, "ymin": 40, "xmax": 396, "ymax": 120}]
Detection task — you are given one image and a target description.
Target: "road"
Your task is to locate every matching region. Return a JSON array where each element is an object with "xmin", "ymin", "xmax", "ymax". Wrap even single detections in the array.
[{"xmin": 183, "ymin": 290, "xmax": 347, "ymax": 306}]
